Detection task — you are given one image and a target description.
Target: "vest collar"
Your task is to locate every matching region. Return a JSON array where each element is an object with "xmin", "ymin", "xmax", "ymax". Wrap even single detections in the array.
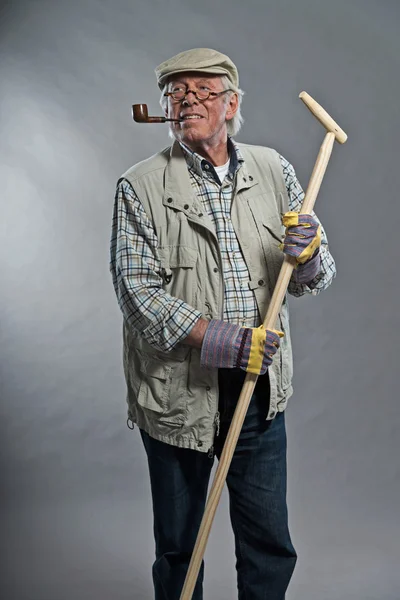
[
  {"xmin": 178, "ymin": 136, "xmax": 242, "ymax": 181},
  {"xmin": 162, "ymin": 139, "xmax": 258, "ymax": 212}
]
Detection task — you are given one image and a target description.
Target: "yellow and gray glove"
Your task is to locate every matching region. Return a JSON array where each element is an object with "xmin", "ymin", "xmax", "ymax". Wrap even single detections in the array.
[
  {"xmin": 200, "ymin": 320, "xmax": 283, "ymax": 375},
  {"xmin": 281, "ymin": 212, "xmax": 321, "ymax": 283}
]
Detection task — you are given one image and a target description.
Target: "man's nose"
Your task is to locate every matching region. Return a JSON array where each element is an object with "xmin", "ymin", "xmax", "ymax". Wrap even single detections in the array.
[{"xmin": 182, "ymin": 91, "xmax": 199, "ymax": 105}]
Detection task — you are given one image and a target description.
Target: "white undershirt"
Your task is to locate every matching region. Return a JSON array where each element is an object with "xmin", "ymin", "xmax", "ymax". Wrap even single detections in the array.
[{"xmin": 214, "ymin": 158, "xmax": 230, "ymax": 184}]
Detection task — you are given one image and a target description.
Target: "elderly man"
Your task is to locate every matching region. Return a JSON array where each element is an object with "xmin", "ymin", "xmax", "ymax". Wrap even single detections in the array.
[{"xmin": 109, "ymin": 48, "xmax": 336, "ymax": 600}]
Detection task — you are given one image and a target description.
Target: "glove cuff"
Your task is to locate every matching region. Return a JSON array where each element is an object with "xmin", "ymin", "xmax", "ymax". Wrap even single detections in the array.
[
  {"xmin": 292, "ymin": 250, "xmax": 321, "ymax": 283},
  {"xmin": 200, "ymin": 319, "xmax": 242, "ymax": 369}
]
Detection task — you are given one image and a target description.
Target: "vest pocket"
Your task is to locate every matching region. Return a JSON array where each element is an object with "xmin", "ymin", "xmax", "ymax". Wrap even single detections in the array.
[
  {"xmin": 262, "ymin": 214, "xmax": 285, "ymax": 243},
  {"xmin": 246, "ymin": 195, "xmax": 285, "ymax": 282},
  {"xmin": 137, "ymin": 359, "xmax": 172, "ymax": 413},
  {"xmin": 159, "ymin": 245, "xmax": 198, "ymax": 307},
  {"xmin": 168, "ymin": 245, "xmax": 197, "ymax": 268},
  {"xmin": 136, "ymin": 354, "xmax": 189, "ymax": 424},
  {"xmin": 261, "ymin": 215, "xmax": 285, "ymax": 282}
]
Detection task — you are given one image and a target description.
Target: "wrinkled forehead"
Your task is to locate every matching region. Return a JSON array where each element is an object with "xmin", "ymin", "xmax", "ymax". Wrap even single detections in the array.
[{"xmin": 166, "ymin": 71, "xmax": 224, "ymax": 88}]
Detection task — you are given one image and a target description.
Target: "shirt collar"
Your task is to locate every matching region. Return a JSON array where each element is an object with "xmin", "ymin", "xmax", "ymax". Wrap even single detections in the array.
[{"xmin": 179, "ymin": 137, "xmax": 244, "ymax": 182}]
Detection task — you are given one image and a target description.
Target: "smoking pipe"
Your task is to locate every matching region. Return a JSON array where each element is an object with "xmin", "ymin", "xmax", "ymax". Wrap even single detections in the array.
[{"xmin": 132, "ymin": 104, "xmax": 182, "ymax": 123}]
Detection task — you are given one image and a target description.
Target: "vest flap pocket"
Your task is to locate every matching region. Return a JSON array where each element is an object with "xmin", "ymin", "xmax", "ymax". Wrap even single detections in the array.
[
  {"xmin": 162, "ymin": 245, "xmax": 197, "ymax": 268},
  {"xmin": 158, "ymin": 245, "xmax": 197, "ymax": 308},
  {"xmin": 137, "ymin": 360, "xmax": 172, "ymax": 413},
  {"xmin": 262, "ymin": 214, "xmax": 284, "ymax": 243},
  {"xmin": 140, "ymin": 360, "xmax": 171, "ymax": 379}
]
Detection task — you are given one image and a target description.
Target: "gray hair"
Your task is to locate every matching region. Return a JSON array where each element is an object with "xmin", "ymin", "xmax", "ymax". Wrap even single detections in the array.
[{"xmin": 159, "ymin": 75, "xmax": 245, "ymax": 138}]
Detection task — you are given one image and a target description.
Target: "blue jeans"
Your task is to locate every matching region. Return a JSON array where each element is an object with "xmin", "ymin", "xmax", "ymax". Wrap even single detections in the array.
[{"xmin": 140, "ymin": 368, "xmax": 297, "ymax": 599}]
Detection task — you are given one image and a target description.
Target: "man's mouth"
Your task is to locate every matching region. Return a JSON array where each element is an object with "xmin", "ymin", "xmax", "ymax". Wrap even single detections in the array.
[{"xmin": 180, "ymin": 114, "xmax": 204, "ymax": 120}]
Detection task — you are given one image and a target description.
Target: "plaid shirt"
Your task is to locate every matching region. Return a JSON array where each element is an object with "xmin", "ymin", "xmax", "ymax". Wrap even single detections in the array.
[{"xmin": 109, "ymin": 139, "xmax": 336, "ymax": 352}]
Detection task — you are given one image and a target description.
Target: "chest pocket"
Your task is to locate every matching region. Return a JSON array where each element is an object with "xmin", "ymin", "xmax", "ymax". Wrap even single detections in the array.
[
  {"xmin": 262, "ymin": 213, "xmax": 284, "ymax": 242},
  {"xmin": 262, "ymin": 213, "xmax": 285, "ymax": 279},
  {"xmin": 246, "ymin": 193, "xmax": 285, "ymax": 284},
  {"xmin": 158, "ymin": 245, "xmax": 198, "ymax": 307}
]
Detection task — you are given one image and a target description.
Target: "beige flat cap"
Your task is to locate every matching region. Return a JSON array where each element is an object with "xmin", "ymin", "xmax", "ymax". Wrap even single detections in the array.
[{"xmin": 155, "ymin": 48, "xmax": 239, "ymax": 89}]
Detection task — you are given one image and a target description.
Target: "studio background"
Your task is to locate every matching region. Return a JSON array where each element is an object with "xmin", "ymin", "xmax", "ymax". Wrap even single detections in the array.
[{"xmin": 1, "ymin": 0, "xmax": 399, "ymax": 598}]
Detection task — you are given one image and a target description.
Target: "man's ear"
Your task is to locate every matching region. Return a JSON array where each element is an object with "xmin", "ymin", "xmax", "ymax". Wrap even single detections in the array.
[{"xmin": 225, "ymin": 92, "xmax": 239, "ymax": 121}]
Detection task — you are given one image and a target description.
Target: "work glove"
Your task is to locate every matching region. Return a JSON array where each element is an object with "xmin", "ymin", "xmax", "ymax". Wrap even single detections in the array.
[
  {"xmin": 281, "ymin": 212, "xmax": 321, "ymax": 263},
  {"xmin": 200, "ymin": 320, "xmax": 283, "ymax": 375},
  {"xmin": 281, "ymin": 211, "xmax": 322, "ymax": 283}
]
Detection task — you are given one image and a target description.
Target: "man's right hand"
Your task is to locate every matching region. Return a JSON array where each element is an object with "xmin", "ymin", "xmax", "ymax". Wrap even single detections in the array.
[{"xmin": 200, "ymin": 319, "xmax": 283, "ymax": 375}]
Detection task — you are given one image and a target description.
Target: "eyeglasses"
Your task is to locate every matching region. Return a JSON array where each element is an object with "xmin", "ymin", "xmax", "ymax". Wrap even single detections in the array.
[{"xmin": 164, "ymin": 87, "xmax": 233, "ymax": 102}]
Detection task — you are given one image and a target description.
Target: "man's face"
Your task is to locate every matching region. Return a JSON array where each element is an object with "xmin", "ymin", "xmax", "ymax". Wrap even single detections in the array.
[{"xmin": 164, "ymin": 73, "xmax": 238, "ymax": 148}]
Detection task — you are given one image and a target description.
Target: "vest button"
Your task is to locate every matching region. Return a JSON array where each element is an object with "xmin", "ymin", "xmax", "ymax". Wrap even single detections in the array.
[
  {"xmin": 167, "ymin": 197, "xmax": 173, "ymax": 203},
  {"xmin": 213, "ymin": 267, "xmax": 218, "ymax": 273},
  {"xmin": 206, "ymin": 386, "xmax": 211, "ymax": 391},
  {"xmin": 198, "ymin": 441, "xmax": 203, "ymax": 447},
  {"xmin": 184, "ymin": 204, "xmax": 189, "ymax": 209},
  {"xmin": 249, "ymin": 175, "xmax": 253, "ymax": 181},
  {"xmin": 258, "ymin": 279, "xmax": 264, "ymax": 286},
  {"xmin": 198, "ymin": 213, "xmax": 203, "ymax": 217}
]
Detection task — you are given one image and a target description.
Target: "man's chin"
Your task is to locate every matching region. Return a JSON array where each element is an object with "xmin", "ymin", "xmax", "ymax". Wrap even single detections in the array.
[
  {"xmin": 178, "ymin": 129, "xmax": 206, "ymax": 144},
  {"xmin": 168, "ymin": 124, "xmax": 211, "ymax": 146}
]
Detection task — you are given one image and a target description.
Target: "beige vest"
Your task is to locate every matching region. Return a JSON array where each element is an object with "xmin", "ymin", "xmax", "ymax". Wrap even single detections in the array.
[{"xmin": 119, "ymin": 141, "xmax": 294, "ymax": 453}]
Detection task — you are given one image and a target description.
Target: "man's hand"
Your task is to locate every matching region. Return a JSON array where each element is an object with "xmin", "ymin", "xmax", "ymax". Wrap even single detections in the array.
[
  {"xmin": 281, "ymin": 212, "xmax": 321, "ymax": 264},
  {"xmin": 200, "ymin": 320, "xmax": 283, "ymax": 375}
]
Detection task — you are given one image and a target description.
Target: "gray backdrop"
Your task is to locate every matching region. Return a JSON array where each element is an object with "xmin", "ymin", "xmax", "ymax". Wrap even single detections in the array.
[{"xmin": 1, "ymin": 0, "xmax": 399, "ymax": 598}]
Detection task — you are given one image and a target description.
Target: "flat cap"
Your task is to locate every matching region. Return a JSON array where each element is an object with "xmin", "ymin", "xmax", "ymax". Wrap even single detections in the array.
[{"xmin": 155, "ymin": 48, "xmax": 239, "ymax": 89}]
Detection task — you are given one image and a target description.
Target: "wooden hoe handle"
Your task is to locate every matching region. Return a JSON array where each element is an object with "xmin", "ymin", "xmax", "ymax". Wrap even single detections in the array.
[{"xmin": 179, "ymin": 92, "xmax": 347, "ymax": 600}]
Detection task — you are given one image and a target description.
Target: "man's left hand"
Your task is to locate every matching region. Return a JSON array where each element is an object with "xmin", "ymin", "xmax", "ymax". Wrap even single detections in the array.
[{"xmin": 281, "ymin": 211, "xmax": 321, "ymax": 264}]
